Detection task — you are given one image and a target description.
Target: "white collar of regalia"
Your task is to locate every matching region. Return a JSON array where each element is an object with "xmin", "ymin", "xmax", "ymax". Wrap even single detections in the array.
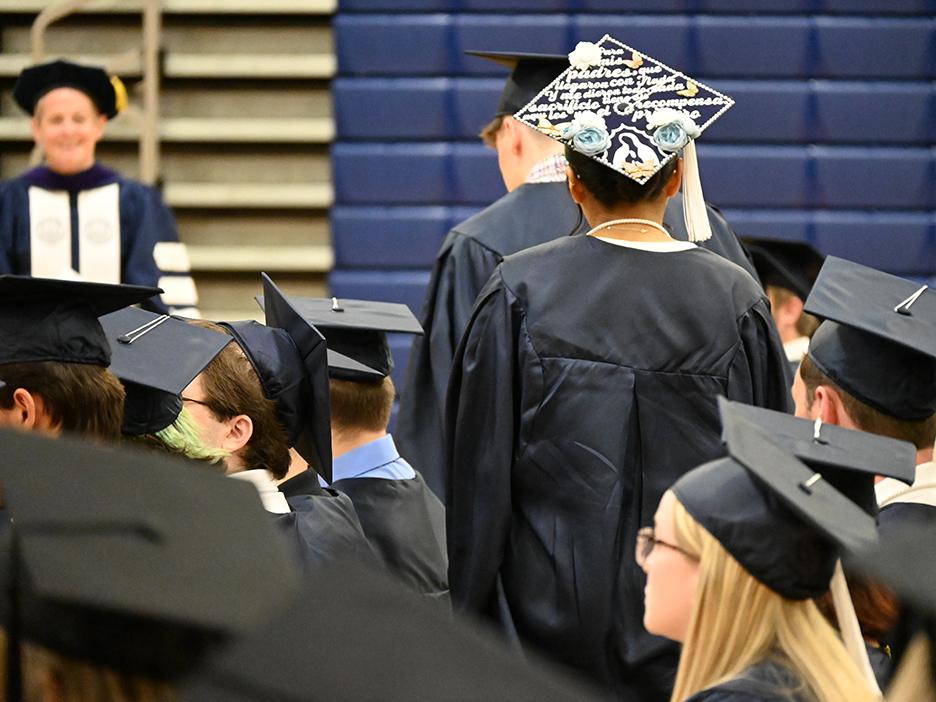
[
  {"xmin": 876, "ymin": 461, "xmax": 936, "ymax": 509},
  {"xmin": 228, "ymin": 469, "xmax": 291, "ymax": 514}
]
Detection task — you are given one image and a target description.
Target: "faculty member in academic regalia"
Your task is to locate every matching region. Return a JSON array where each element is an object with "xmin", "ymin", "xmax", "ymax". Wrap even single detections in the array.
[
  {"xmin": 642, "ymin": 403, "xmax": 881, "ymax": 701},
  {"xmin": 0, "ymin": 60, "xmax": 197, "ymax": 313},
  {"xmin": 444, "ymin": 36, "xmax": 791, "ymax": 701},
  {"xmin": 259, "ymin": 280, "xmax": 448, "ymax": 601},
  {"xmin": 397, "ymin": 49, "xmax": 760, "ymax": 500}
]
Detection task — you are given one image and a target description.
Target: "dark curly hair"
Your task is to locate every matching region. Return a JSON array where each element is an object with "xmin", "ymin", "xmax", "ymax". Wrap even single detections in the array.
[{"xmin": 565, "ymin": 145, "xmax": 678, "ymax": 208}]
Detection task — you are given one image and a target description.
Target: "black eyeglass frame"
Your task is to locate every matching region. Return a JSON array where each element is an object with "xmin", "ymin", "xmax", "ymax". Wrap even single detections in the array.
[{"xmin": 635, "ymin": 526, "xmax": 697, "ymax": 567}]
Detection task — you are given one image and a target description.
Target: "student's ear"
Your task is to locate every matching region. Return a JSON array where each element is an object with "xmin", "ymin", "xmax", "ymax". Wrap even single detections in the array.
[
  {"xmin": 220, "ymin": 414, "xmax": 253, "ymax": 453},
  {"xmin": 0, "ymin": 388, "xmax": 40, "ymax": 431},
  {"xmin": 815, "ymin": 385, "xmax": 853, "ymax": 429},
  {"xmin": 566, "ymin": 166, "xmax": 585, "ymax": 205},
  {"xmin": 663, "ymin": 158, "xmax": 683, "ymax": 198}
]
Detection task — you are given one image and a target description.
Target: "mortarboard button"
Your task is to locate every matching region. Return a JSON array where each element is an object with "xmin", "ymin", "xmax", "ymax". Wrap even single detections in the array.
[
  {"xmin": 100, "ymin": 307, "xmax": 232, "ymax": 435},
  {"xmin": 804, "ymin": 256, "xmax": 936, "ymax": 420},
  {"xmin": 0, "ymin": 275, "xmax": 161, "ymax": 368}
]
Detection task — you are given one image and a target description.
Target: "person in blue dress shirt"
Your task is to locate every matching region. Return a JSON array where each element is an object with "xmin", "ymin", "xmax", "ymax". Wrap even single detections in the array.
[
  {"xmin": 0, "ymin": 60, "xmax": 197, "ymax": 313},
  {"xmin": 271, "ymin": 293, "xmax": 448, "ymax": 601}
]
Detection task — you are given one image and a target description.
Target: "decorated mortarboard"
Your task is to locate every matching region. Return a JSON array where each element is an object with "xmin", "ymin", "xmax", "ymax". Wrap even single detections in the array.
[
  {"xmin": 99, "ymin": 307, "xmax": 232, "ymax": 435},
  {"xmin": 743, "ymin": 239, "xmax": 825, "ymax": 302},
  {"xmin": 0, "ymin": 275, "xmax": 161, "ymax": 367},
  {"xmin": 804, "ymin": 256, "xmax": 936, "ymax": 420},
  {"xmin": 180, "ymin": 558, "xmax": 606, "ymax": 702},
  {"xmin": 513, "ymin": 35, "xmax": 733, "ymax": 243},
  {"xmin": 257, "ymin": 293, "xmax": 422, "ymax": 383},
  {"xmin": 718, "ymin": 398, "xmax": 916, "ymax": 516},
  {"xmin": 0, "ymin": 428, "xmax": 299, "ymax": 683},
  {"xmin": 13, "ymin": 59, "xmax": 127, "ymax": 118},
  {"xmin": 465, "ymin": 50, "xmax": 569, "ymax": 117},
  {"xmin": 672, "ymin": 400, "xmax": 878, "ymax": 600}
]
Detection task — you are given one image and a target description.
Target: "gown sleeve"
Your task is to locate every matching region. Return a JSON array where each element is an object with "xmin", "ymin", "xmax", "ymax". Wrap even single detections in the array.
[
  {"xmin": 119, "ymin": 181, "xmax": 198, "ymax": 314},
  {"xmin": 444, "ymin": 269, "xmax": 521, "ymax": 617},
  {"xmin": 726, "ymin": 298, "xmax": 794, "ymax": 413},
  {"xmin": 395, "ymin": 230, "xmax": 503, "ymax": 499},
  {"xmin": 0, "ymin": 180, "xmax": 17, "ymax": 274}
]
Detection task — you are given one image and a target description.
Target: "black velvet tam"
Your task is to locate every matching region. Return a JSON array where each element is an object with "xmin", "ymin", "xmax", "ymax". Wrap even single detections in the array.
[
  {"xmin": 13, "ymin": 59, "xmax": 120, "ymax": 118},
  {"xmin": 805, "ymin": 256, "xmax": 936, "ymax": 420}
]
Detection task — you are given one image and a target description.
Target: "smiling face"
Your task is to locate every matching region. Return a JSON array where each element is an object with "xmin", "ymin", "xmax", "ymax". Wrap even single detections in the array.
[
  {"xmin": 31, "ymin": 87, "xmax": 106, "ymax": 175},
  {"xmin": 641, "ymin": 491, "xmax": 701, "ymax": 643}
]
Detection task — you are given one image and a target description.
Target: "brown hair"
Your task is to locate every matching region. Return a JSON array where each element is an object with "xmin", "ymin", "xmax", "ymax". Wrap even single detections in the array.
[
  {"xmin": 0, "ymin": 362, "xmax": 124, "ymax": 442},
  {"xmin": 767, "ymin": 285, "xmax": 820, "ymax": 338},
  {"xmin": 329, "ymin": 377, "xmax": 395, "ymax": 434},
  {"xmin": 21, "ymin": 640, "xmax": 174, "ymax": 702},
  {"xmin": 189, "ymin": 321, "xmax": 291, "ymax": 480},
  {"xmin": 799, "ymin": 354, "xmax": 936, "ymax": 449},
  {"xmin": 480, "ymin": 114, "xmax": 506, "ymax": 148}
]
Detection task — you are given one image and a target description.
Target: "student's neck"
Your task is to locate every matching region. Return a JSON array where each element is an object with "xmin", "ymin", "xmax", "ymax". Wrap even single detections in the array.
[
  {"xmin": 917, "ymin": 446, "xmax": 933, "ymax": 466},
  {"xmin": 331, "ymin": 427, "xmax": 387, "ymax": 460},
  {"xmin": 585, "ymin": 200, "xmax": 670, "ymax": 241}
]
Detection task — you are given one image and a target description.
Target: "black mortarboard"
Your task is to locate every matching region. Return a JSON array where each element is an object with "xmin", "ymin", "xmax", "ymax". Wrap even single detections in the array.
[
  {"xmin": 180, "ymin": 559, "xmax": 607, "ymax": 702},
  {"xmin": 258, "ymin": 293, "xmax": 422, "ymax": 382},
  {"xmin": 718, "ymin": 399, "xmax": 916, "ymax": 516},
  {"xmin": 804, "ymin": 256, "xmax": 936, "ymax": 420},
  {"xmin": 13, "ymin": 59, "xmax": 123, "ymax": 118},
  {"xmin": 465, "ymin": 50, "xmax": 569, "ymax": 117},
  {"xmin": 672, "ymin": 401, "xmax": 878, "ymax": 600},
  {"xmin": 743, "ymin": 239, "xmax": 825, "ymax": 301},
  {"xmin": 0, "ymin": 275, "xmax": 161, "ymax": 367},
  {"xmin": 0, "ymin": 428, "xmax": 299, "ymax": 682},
  {"xmin": 99, "ymin": 307, "xmax": 232, "ymax": 435}
]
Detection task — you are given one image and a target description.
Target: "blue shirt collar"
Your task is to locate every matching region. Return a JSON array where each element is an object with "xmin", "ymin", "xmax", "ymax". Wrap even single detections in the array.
[{"xmin": 329, "ymin": 434, "xmax": 414, "ymax": 483}]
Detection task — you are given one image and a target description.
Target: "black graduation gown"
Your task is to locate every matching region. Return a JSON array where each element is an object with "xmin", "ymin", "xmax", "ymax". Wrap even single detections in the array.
[
  {"xmin": 396, "ymin": 184, "xmax": 758, "ymax": 499},
  {"xmin": 331, "ymin": 472, "xmax": 449, "ymax": 601},
  {"xmin": 273, "ymin": 474, "xmax": 377, "ymax": 572},
  {"xmin": 683, "ymin": 658, "xmax": 813, "ymax": 702},
  {"xmin": 445, "ymin": 236, "xmax": 791, "ymax": 700}
]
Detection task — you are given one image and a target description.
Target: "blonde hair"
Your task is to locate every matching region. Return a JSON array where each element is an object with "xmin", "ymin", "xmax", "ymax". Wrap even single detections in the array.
[
  {"xmin": 886, "ymin": 634, "xmax": 936, "ymax": 702},
  {"xmin": 128, "ymin": 408, "xmax": 230, "ymax": 468},
  {"xmin": 669, "ymin": 497, "xmax": 880, "ymax": 702}
]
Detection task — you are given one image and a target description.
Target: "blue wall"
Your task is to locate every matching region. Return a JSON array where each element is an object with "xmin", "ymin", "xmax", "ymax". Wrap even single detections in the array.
[{"xmin": 330, "ymin": 2, "xmax": 936, "ymax": 387}]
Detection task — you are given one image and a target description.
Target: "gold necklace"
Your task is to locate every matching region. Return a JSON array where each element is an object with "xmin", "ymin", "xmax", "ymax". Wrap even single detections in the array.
[{"xmin": 586, "ymin": 218, "xmax": 670, "ymax": 240}]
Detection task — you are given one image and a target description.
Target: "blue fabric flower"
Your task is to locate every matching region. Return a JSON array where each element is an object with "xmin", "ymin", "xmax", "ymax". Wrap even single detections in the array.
[
  {"xmin": 572, "ymin": 126, "xmax": 611, "ymax": 156},
  {"xmin": 652, "ymin": 122, "xmax": 689, "ymax": 152}
]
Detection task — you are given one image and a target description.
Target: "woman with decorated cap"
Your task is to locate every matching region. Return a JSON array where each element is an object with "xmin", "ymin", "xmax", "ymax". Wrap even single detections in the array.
[
  {"xmin": 444, "ymin": 35, "xmax": 791, "ymax": 700},
  {"xmin": 641, "ymin": 401, "xmax": 881, "ymax": 701},
  {"xmin": 0, "ymin": 59, "xmax": 196, "ymax": 314}
]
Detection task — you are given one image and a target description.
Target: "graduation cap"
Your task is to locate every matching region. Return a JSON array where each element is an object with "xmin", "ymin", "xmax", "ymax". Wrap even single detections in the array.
[
  {"xmin": 0, "ymin": 275, "xmax": 161, "ymax": 367},
  {"xmin": 672, "ymin": 401, "xmax": 879, "ymax": 600},
  {"xmin": 804, "ymin": 256, "xmax": 936, "ymax": 420},
  {"xmin": 465, "ymin": 50, "xmax": 569, "ymax": 117},
  {"xmin": 258, "ymin": 292, "xmax": 423, "ymax": 382},
  {"xmin": 99, "ymin": 307, "xmax": 232, "ymax": 435},
  {"xmin": 514, "ymin": 34, "xmax": 733, "ymax": 242},
  {"xmin": 180, "ymin": 558, "xmax": 606, "ymax": 702},
  {"xmin": 0, "ymin": 428, "xmax": 299, "ymax": 683},
  {"xmin": 13, "ymin": 59, "xmax": 125, "ymax": 118},
  {"xmin": 717, "ymin": 398, "xmax": 916, "ymax": 516},
  {"xmin": 743, "ymin": 239, "xmax": 824, "ymax": 301}
]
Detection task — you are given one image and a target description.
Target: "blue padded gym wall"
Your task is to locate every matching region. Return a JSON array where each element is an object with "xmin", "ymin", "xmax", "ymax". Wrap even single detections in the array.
[{"xmin": 331, "ymin": 1, "xmax": 936, "ymax": 389}]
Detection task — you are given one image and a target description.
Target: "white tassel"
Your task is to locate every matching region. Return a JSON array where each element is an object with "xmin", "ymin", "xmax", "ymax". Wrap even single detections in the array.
[
  {"xmin": 681, "ymin": 141, "xmax": 712, "ymax": 243},
  {"xmin": 830, "ymin": 560, "xmax": 882, "ymax": 696}
]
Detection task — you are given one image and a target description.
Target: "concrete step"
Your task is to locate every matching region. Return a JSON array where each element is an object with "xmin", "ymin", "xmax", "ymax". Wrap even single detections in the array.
[
  {"xmin": 0, "ymin": 116, "xmax": 334, "ymax": 143},
  {"xmin": 176, "ymin": 211, "xmax": 329, "ymax": 248},
  {"xmin": 187, "ymin": 244, "xmax": 333, "ymax": 272},
  {"xmin": 0, "ymin": 0, "xmax": 336, "ymax": 14},
  {"xmin": 164, "ymin": 182, "xmax": 333, "ymax": 209},
  {"xmin": 0, "ymin": 52, "xmax": 335, "ymax": 79},
  {"xmin": 193, "ymin": 271, "xmax": 328, "ymax": 322}
]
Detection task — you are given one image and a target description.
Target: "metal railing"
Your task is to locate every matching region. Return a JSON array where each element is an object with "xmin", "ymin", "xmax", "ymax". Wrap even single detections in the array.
[{"xmin": 29, "ymin": 0, "xmax": 162, "ymax": 184}]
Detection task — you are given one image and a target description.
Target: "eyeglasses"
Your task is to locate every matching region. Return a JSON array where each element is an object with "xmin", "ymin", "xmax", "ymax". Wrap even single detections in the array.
[
  {"xmin": 181, "ymin": 396, "xmax": 210, "ymax": 408},
  {"xmin": 635, "ymin": 526, "xmax": 696, "ymax": 567}
]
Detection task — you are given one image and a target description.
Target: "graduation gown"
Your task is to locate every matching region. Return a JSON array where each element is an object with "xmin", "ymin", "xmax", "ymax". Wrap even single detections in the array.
[
  {"xmin": 0, "ymin": 164, "xmax": 195, "ymax": 312},
  {"xmin": 683, "ymin": 658, "xmax": 813, "ymax": 702},
  {"xmin": 274, "ymin": 475, "xmax": 377, "ymax": 572},
  {"xmin": 445, "ymin": 236, "xmax": 791, "ymax": 700},
  {"xmin": 396, "ymin": 183, "xmax": 758, "ymax": 499},
  {"xmin": 331, "ymin": 473, "xmax": 448, "ymax": 600}
]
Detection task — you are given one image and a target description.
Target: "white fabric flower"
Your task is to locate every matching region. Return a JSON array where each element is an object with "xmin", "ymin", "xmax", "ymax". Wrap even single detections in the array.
[
  {"xmin": 568, "ymin": 41, "xmax": 602, "ymax": 69},
  {"xmin": 645, "ymin": 108, "xmax": 701, "ymax": 138},
  {"xmin": 573, "ymin": 111, "xmax": 607, "ymax": 131}
]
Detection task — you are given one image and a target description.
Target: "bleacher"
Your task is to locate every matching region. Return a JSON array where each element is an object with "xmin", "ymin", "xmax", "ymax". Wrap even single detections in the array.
[
  {"xmin": 0, "ymin": 0, "xmax": 337, "ymax": 320},
  {"xmin": 330, "ymin": 1, "xmax": 935, "ymax": 387}
]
